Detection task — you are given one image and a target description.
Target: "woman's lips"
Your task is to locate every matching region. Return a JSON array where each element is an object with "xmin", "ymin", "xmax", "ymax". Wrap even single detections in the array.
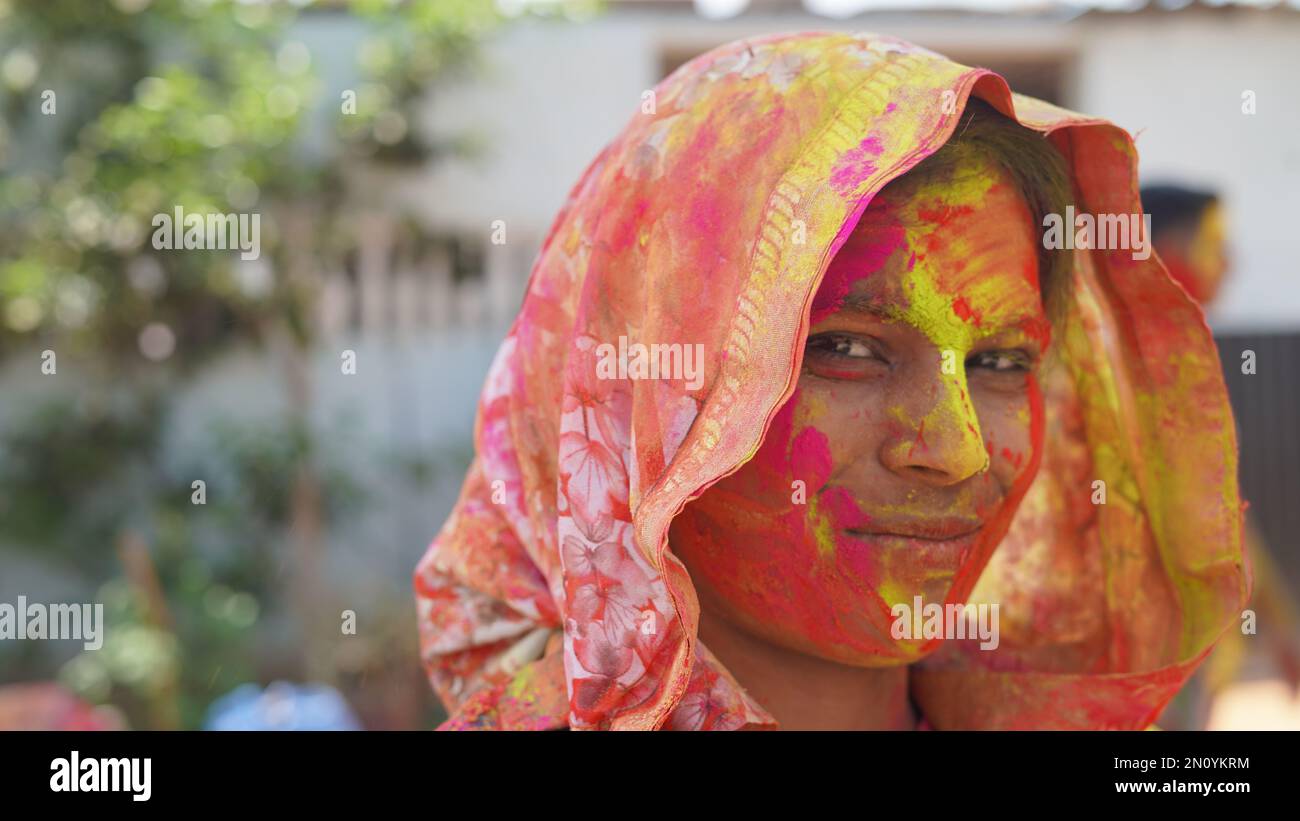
[
  {"xmin": 842, "ymin": 519, "xmax": 985, "ymax": 569},
  {"xmin": 846, "ymin": 516, "xmax": 984, "ymax": 542}
]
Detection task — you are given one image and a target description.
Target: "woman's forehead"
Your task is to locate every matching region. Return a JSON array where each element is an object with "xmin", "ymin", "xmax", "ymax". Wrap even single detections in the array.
[
  {"xmin": 814, "ymin": 183, "xmax": 1045, "ymax": 344},
  {"xmin": 870, "ymin": 154, "xmax": 1019, "ymax": 222}
]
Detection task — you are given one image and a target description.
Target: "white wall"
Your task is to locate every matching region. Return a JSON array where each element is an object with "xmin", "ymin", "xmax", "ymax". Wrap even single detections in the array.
[
  {"xmin": 1075, "ymin": 11, "xmax": 1300, "ymax": 332},
  {"xmin": 415, "ymin": 19, "xmax": 662, "ymax": 236}
]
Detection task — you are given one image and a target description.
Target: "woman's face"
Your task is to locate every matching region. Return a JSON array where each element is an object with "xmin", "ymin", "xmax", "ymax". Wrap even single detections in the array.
[{"xmin": 669, "ymin": 154, "xmax": 1050, "ymax": 666}]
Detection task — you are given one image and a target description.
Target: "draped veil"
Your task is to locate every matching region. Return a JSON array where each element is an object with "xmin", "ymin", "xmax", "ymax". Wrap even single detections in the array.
[{"xmin": 413, "ymin": 32, "xmax": 1250, "ymax": 730}]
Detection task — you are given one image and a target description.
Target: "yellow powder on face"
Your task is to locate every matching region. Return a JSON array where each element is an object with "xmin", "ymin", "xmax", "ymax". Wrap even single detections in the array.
[
  {"xmin": 795, "ymin": 387, "xmax": 833, "ymax": 428},
  {"xmin": 886, "ymin": 162, "xmax": 1035, "ymax": 350},
  {"xmin": 869, "ymin": 159, "xmax": 1041, "ymax": 477},
  {"xmin": 806, "ymin": 492, "xmax": 840, "ymax": 558}
]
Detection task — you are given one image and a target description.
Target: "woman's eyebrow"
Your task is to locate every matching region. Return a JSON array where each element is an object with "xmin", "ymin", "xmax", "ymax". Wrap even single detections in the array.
[
  {"xmin": 833, "ymin": 292, "xmax": 891, "ymax": 318},
  {"xmin": 834, "ymin": 292, "xmax": 1043, "ymax": 327}
]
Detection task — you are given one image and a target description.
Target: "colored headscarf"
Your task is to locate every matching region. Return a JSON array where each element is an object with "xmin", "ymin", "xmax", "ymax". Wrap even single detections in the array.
[{"xmin": 413, "ymin": 31, "xmax": 1250, "ymax": 730}]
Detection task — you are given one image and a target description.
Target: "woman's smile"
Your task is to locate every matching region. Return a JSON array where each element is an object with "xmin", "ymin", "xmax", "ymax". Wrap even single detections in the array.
[
  {"xmin": 842, "ymin": 523, "xmax": 986, "ymax": 582},
  {"xmin": 844, "ymin": 514, "xmax": 985, "ymax": 542}
]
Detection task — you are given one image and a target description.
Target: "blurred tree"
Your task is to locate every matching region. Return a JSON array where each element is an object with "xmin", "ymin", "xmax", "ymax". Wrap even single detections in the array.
[{"xmin": 0, "ymin": 0, "xmax": 592, "ymax": 728}]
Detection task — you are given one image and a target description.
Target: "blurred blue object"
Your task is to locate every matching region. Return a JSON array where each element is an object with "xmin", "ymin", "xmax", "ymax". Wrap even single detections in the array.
[{"xmin": 204, "ymin": 681, "xmax": 362, "ymax": 731}]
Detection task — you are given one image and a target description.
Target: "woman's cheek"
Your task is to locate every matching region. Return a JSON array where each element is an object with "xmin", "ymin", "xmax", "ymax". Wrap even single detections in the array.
[
  {"xmin": 706, "ymin": 388, "xmax": 810, "ymax": 510},
  {"xmin": 975, "ymin": 386, "xmax": 1038, "ymax": 491},
  {"xmin": 794, "ymin": 377, "xmax": 878, "ymax": 471}
]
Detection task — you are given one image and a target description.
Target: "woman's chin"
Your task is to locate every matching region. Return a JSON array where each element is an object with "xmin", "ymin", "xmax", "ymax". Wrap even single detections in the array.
[{"xmin": 908, "ymin": 576, "xmax": 960, "ymax": 609}]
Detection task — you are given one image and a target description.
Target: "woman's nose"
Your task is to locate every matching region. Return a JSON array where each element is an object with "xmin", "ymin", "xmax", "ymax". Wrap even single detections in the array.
[{"xmin": 878, "ymin": 365, "xmax": 989, "ymax": 486}]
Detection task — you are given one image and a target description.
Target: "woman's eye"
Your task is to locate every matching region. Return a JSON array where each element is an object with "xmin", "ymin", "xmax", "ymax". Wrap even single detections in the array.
[
  {"xmin": 808, "ymin": 334, "xmax": 875, "ymax": 359},
  {"xmin": 967, "ymin": 349, "xmax": 1033, "ymax": 372},
  {"xmin": 803, "ymin": 333, "xmax": 888, "ymax": 380}
]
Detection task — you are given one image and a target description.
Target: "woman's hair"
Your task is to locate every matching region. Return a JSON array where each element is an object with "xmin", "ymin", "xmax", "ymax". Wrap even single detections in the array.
[{"xmin": 890, "ymin": 97, "xmax": 1076, "ymax": 324}]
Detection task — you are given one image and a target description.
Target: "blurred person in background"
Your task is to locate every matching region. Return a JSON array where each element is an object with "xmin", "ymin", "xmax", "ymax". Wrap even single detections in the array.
[
  {"xmin": 1143, "ymin": 183, "xmax": 1300, "ymax": 730},
  {"xmin": 1142, "ymin": 185, "xmax": 1229, "ymax": 306}
]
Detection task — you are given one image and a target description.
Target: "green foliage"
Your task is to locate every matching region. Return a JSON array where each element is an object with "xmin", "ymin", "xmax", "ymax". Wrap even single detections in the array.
[
  {"xmin": 0, "ymin": 393, "xmax": 166, "ymax": 576},
  {"xmin": 0, "ymin": 0, "xmax": 601, "ymax": 729},
  {"xmin": 1, "ymin": 0, "xmax": 310, "ymax": 362},
  {"xmin": 0, "ymin": 0, "xmax": 552, "ymax": 727},
  {"xmin": 0, "ymin": 0, "xmax": 516, "ymax": 362},
  {"xmin": 0, "ymin": 393, "xmax": 374, "ymax": 727}
]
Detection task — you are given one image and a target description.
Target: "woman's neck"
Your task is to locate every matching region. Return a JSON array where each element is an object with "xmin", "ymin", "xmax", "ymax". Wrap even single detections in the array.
[{"xmin": 697, "ymin": 605, "xmax": 917, "ymax": 731}]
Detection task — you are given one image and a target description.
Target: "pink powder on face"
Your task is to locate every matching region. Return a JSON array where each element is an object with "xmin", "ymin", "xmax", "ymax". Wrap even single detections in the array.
[
  {"xmin": 810, "ymin": 218, "xmax": 906, "ymax": 324},
  {"xmin": 790, "ymin": 425, "xmax": 833, "ymax": 489},
  {"xmin": 820, "ymin": 483, "xmax": 874, "ymax": 532},
  {"xmin": 751, "ymin": 391, "xmax": 799, "ymax": 475},
  {"xmin": 832, "ymin": 526, "xmax": 886, "ymax": 598}
]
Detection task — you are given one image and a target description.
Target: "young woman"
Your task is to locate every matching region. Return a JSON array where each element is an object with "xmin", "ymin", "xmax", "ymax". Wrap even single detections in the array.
[{"xmin": 414, "ymin": 32, "xmax": 1249, "ymax": 730}]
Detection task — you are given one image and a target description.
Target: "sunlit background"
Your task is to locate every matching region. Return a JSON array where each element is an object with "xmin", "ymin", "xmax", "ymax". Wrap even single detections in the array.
[{"xmin": 1, "ymin": 0, "xmax": 1297, "ymax": 730}]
